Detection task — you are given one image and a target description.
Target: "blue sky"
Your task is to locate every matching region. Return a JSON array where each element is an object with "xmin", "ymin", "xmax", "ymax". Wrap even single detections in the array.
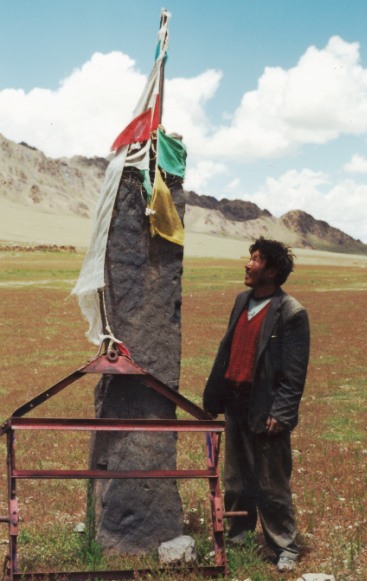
[{"xmin": 1, "ymin": 0, "xmax": 367, "ymax": 242}]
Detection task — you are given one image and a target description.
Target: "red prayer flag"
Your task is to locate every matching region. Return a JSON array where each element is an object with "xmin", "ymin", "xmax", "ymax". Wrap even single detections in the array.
[
  {"xmin": 111, "ymin": 108, "xmax": 153, "ymax": 151},
  {"xmin": 152, "ymin": 94, "xmax": 160, "ymax": 131},
  {"xmin": 111, "ymin": 92, "xmax": 162, "ymax": 151}
]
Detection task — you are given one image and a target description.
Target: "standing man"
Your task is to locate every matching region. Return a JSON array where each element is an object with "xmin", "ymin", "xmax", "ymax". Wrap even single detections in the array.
[{"xmin": 203, "ymin": 238, "xmax": 310, "ymax": 573}]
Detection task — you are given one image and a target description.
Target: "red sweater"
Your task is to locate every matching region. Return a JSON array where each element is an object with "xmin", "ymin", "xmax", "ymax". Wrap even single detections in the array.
[{"xmin": 225, "ymin": 303, "xmax": 270, "ymax": 384}]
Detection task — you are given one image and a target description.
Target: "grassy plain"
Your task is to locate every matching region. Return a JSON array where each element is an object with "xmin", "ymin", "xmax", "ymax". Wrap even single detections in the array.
[{"xmin": 0, "ymin": 249, "xmax": 366, "ymax": 580}]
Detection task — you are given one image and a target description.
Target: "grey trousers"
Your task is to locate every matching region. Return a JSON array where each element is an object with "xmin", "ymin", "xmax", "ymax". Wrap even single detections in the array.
[{"xmin": 224, "ymin": 393, "xmax": 299, "ymax": 560}]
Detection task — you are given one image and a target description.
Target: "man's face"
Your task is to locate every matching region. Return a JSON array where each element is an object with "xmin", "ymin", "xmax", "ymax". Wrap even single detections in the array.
[{"xmin": 244, "ymin": 250, "xmax": 276, "ymax": 289}]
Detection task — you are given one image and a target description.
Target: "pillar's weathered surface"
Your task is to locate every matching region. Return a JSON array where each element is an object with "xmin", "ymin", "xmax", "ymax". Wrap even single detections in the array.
[{"xmin": 90, "ymin": 167, "xmax": 185, "ymax": 553}]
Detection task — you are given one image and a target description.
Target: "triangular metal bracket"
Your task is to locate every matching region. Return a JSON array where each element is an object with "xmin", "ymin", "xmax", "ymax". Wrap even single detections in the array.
[{"xmin": 0, "ymin": 351, "xmax": 211, "ymax": 430}]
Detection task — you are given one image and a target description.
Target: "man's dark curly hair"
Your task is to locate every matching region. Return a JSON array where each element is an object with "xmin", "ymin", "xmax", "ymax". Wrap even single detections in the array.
[{"xmin": 249, "ymin": 237, "xmax": 294, "ymax": 286}]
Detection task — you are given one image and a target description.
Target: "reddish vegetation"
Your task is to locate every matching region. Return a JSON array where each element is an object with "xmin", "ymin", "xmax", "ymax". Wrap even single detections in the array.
[
  {"xmin": 0, "ymin": 244, "xmax": 76, "ymax": 252},
  {"xmin": 0, "ymin": 257, "xmax": 366, "ymax": 579},
  {"xmin": 182, "ymin": 263, "xmax": 367, "ymax": 579}
]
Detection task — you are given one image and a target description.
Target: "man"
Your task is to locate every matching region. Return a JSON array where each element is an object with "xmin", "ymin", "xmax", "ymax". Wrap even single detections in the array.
[{"xmin": 203, "ymin": 238, "xmax": 310, "ymax": 573}]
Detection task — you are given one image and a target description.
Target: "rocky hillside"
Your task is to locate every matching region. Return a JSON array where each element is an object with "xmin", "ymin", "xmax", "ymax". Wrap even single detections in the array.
[
  {"xmin": 184, "ymin": 190, "xmax": 271, "ymax": 221},
  {"xmin": 184, "ymin": 191, "xmax": 366, "ymax": 254},
  {"xmin": 280, "ymin": 210, "xmax": 365, "ymax": 253},
  {"xmin": 0, "ymin": 133, "xmax": 107, "ymax": 218},
  {"xmin": 1, "ymin": 133, "xmax": 366, "ymax": 254}
]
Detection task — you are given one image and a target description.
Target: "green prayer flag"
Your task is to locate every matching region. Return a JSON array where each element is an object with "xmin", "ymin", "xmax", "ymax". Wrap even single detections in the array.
[
  {"xmin": 139, "ymin": 169, "xmax": 153, "ymax": 202},
  {"xmin": 157, "ymin": 129, "xmax": 187, "ymax": 178}
]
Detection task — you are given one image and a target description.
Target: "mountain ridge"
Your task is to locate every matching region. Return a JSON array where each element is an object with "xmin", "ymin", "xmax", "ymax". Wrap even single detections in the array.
[{"xmin": 1, "ymin": 133, "xmax": 366, "ymax": 254}]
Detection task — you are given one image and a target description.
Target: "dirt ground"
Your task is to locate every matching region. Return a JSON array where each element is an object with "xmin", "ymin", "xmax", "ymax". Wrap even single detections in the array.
[{"xmin": 0, "ymin": 252, "xmax": 366, "ymax": 579}]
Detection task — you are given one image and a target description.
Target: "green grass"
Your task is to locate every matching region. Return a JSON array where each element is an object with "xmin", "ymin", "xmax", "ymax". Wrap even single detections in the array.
[
  {"xmin": 322, "ymin": 417, "xmax": 365, "ymax": 442},
  {"xmin": 0, "ymin": 250, "xmax": 84, "ymax": 286},
  {"xmin": 183, "ymin": 259, "xmax": 244, "ymax": 293}
]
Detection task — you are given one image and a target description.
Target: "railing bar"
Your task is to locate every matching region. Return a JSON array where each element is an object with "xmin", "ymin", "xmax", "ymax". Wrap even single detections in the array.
[
  {"xmin": 12, "ymin": 468, "xmax": 218, "ymax": 480},
  {"xmin": 8, "ymin": 417, "xmax": 225, "ymax": 432},
  {"xmin": 12, "ymin": 564, "xmax": 226, "ymax": 579}
]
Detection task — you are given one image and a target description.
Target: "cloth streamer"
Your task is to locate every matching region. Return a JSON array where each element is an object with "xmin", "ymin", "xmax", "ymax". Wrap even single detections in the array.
[{"xmin": 72, "ymin": 11, "xmax": 187, "ymax": 345}]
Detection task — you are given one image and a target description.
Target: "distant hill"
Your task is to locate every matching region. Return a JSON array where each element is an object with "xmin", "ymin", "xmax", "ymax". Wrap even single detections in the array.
[
  {"xmin": 182, "ymin": 191, "xmax": 366, "ymax": 253},
  {"xmin": 0, "ymin": 133, "xmax": 107, "ymax": 219},
  {"xmin": 1, "ymin": 132, "xmax": 366, "ymax": 254}
]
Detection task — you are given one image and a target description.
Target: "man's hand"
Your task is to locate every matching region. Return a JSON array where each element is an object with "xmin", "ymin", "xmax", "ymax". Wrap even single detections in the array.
[{"xmin": 265, "ymin": 416, "xmax": 285, "ymax": 434}]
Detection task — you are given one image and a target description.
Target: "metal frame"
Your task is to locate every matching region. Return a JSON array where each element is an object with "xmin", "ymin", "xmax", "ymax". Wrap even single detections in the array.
[{"xmin": 0, "ymin": 349, "xmax": 227, "ymax": 580}]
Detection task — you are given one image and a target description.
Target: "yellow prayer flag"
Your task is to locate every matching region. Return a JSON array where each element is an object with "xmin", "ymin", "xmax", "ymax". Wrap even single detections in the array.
[{"xmin": 149, "ymin": 168, "xmax": 184, "ymax": 246}]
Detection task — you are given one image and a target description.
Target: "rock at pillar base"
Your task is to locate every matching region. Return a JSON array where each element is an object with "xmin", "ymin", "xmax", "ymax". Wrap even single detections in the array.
[
  {"xmin": 90, "ymin": 168, "xmax": 186, "ymax": 553},
  {"xmin": 158, "ymin": 535, "xmax": 197, "ymax": 565}
]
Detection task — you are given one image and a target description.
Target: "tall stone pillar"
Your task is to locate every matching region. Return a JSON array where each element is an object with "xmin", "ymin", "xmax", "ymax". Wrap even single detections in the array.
[{"xmin": 89, "ymin": 167, "xmax": 185, "ymax": 553}]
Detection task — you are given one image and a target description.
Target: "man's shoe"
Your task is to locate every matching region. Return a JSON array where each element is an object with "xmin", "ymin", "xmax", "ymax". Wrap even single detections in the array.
[
  {"xmin": 227, "ymin": 531, "xmax": 250, "ymax": 546},
  {"xmin": 277, "ymin": 556, "xmax": 297, "ymax": 572}
]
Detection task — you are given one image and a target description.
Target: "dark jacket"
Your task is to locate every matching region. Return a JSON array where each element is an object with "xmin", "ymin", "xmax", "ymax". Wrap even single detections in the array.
[{"xmin": 203, "ymin": 288, "xmax": 310, "ymax": 432}]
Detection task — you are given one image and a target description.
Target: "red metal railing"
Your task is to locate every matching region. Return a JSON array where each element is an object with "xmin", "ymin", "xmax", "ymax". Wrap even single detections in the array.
[{"xmin": 0, "ymin": 351, "xmax": 228, "ymax": 580}]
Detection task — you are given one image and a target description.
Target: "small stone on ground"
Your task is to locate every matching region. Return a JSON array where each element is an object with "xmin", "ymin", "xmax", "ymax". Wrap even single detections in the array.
[{"xmin": 158, "ymin": 535, "xmax": 197, "ymax": 564}]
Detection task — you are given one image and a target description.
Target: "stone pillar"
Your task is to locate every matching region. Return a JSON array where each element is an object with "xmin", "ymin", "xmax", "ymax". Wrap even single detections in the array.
[{"xmin": 89, "ymin": 167, "xmax": 185, "ymax": 553}]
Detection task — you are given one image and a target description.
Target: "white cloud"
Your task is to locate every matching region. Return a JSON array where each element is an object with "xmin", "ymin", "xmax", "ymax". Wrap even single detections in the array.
[
  {"xmin": 164, "ymin": 69, "xmax": 222, "ymax": 154},
  {"xmin": 344, "ymin": 153, "xmax": 367, "ymax": 174},
  {"xmin": 225, "ymin": 178, "xmax": 241, "ymax": 191},
  {"xmin": 205, "ymin": 36, "xmax": 367, "ymax": 160},
  {"xmin": 0, "ymin": 52, "xmax": 221, "ymax": 159},
  {"xmin": 322, "ymin": 180, "xmax": 367, "ymax": 241},
  {"xmin": 1, "ymin": 37, "xmax": 367, "ymax": 164},
  {"xmin": 0, "ymin": 52, "xmax": 146, "ymax": 157},
  {"xmin": 184, "ymin": 160, "xmax": 228, "ymax": 192},
  {"xmin": 246, "ymin": 169, "xmax": 330, "ymax": 216},
  {"xmin": 245, "ymin": 169, "xmax": 367, "ymax": 242}
]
